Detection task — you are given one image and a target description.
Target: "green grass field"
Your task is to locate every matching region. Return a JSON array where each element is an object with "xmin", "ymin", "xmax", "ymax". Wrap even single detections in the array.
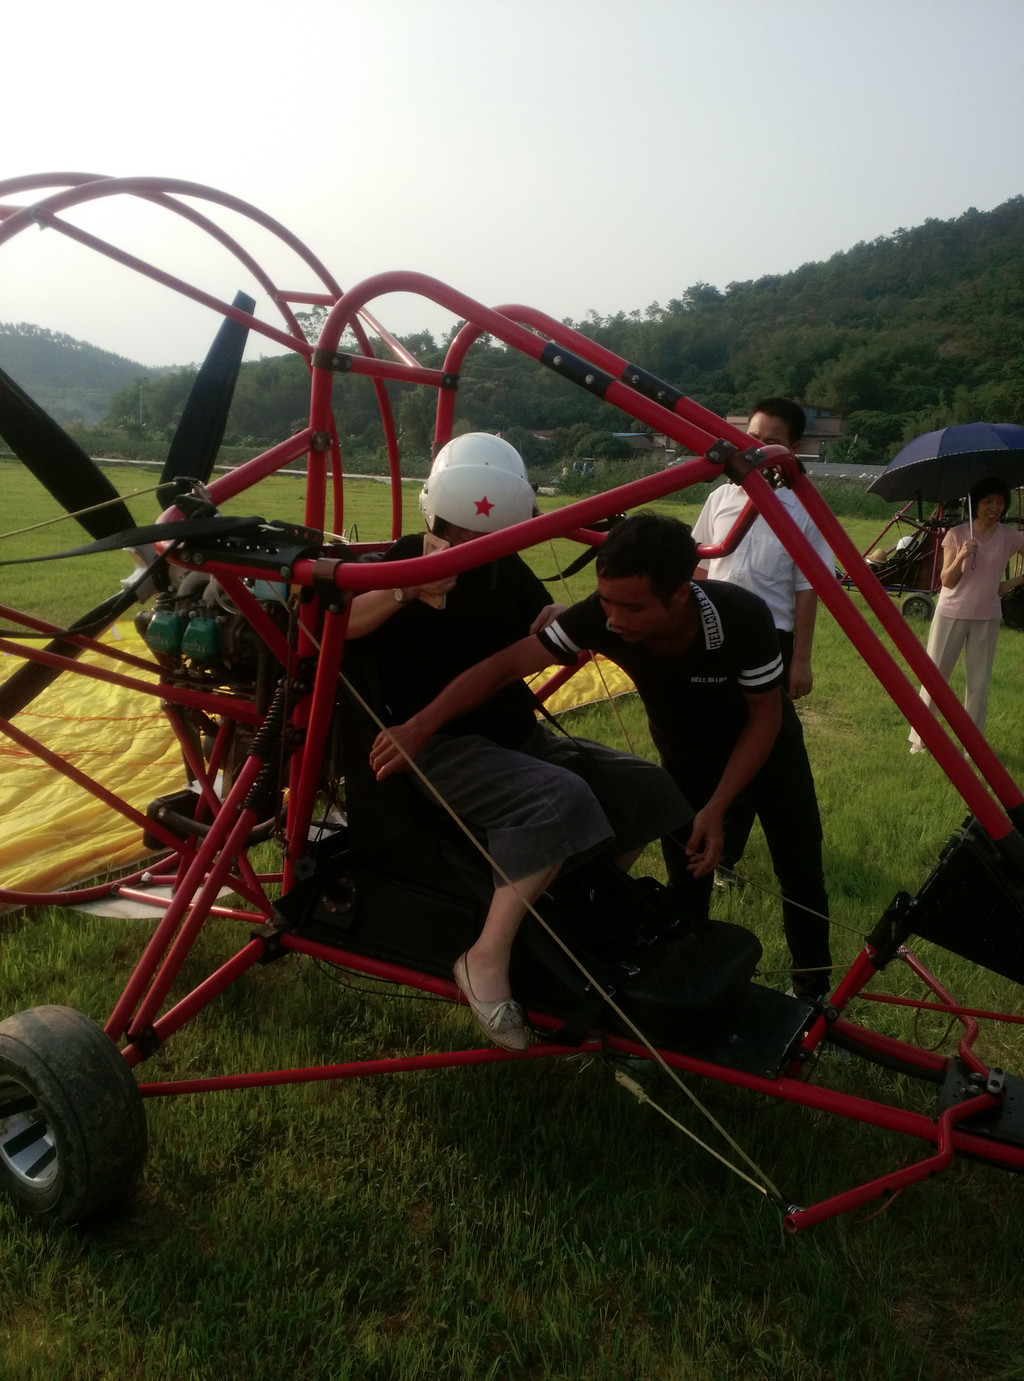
[{"xmin": 2, "ymin": 461, "xmax": 1024, "ymax": 1380}]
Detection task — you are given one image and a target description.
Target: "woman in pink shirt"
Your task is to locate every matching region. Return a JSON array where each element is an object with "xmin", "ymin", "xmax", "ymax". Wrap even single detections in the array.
[{"xmin": 910, "ymin": 477, "xmax": 1024, "ymax": 751}]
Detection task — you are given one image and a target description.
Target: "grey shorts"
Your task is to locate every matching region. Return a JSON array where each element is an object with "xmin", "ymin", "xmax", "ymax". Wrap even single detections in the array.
[{"xmin": 414, "ymin": 724, "xmax": 692, "ymax": 885}]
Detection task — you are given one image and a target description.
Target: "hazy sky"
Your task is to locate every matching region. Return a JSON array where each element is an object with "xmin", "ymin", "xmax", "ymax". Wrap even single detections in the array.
[{"xmin": 2, "ymin": 0, "xmax": 1021, "ymax": 367}]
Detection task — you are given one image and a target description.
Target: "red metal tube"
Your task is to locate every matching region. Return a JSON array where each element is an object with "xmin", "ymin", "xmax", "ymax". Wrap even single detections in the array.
[
  {"xmin": 299, "ymin": 460, "xmax": 724, "ymax": 596},
  {"xmin": 857, "ymin": 992, "xmax": 1024, "ymax": 1027},
  {"xmin": 104, "ymin": 751, "xmax": 266, "ymax": 1040},
  {"xmin": 201, "ymin": 431, "xmax": 315, "ymax": 510},
  {"xmin": 828, "ymin": 1018, "xmax": 949, "ymax": 1075},
  {"xmin": 784, "ymin": 1088, "xmax": 998, "ymax": 1232},
  {"xmin": 0, "ymin": 863, "xmax": 170, "ymax": 910},
  {"xmin": 901, "ymin": 948, "xmax": 987, "ymax": 1075},
  {"xmin": 0, "ymin": 638, "xmax": 262, "ymax": 726},
  {"xmin": 209, "ymin": 574, "xmax": 295, "ymax": 671},
  {"xmin": 284, "ymin": 606, "xmax": 350, "ymax": 884},
  {"xmin": 0, "ymin": 606, "xmax": 160, "ymax": 672},
  {"xmin": 126, "ymin": 802, "xmax": 266, "ymax": 1039},
  {"xmin": 112, "ymin": 887, "xmax": 267, "ymax": 923},
  {"xmin": 693, "ymin": 495, "xmax": 767, "ymax": 561},
  {"xmin": 34, "ymin": 212, "xmax": 309, "ymax": 359},
  {"xmin": 122, "ymin": 939, "xmax": 268, "ymax": 1068},
  {"xmin": 531, "ymin": 653, "xmax": 594, "ymax": 704},
  {"xmin": 135, "ymin": 1039, "xmax": 600, "ymax": 1093}
]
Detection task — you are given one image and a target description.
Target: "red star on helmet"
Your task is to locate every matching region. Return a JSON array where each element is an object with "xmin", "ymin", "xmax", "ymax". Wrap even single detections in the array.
[{"xmin": 474, "ymin": 496, "xmax": 494, "ymax": 516}]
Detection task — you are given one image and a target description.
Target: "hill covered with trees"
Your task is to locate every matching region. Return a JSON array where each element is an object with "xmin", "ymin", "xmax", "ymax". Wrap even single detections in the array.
[
  {"xmin": 0, "ymin": 323, "xmax": 166, "ymax": 426},
  {"xmin": 7, "ymin": 196, "xmax": 1023, "ymax": 468}
]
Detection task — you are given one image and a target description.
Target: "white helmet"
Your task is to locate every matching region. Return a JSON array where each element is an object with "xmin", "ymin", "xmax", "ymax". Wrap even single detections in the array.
[{"xmin": 419, "ymin": 433, "xmax": 536, "ymax": 534}]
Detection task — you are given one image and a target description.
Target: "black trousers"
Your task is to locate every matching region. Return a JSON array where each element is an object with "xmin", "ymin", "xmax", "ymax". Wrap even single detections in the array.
[
  {"xmin": 661, "ymin": 697, "xmax": 832, "ymax": 996},
  {"xmin": 722, "ymin": 628, "xmax": 794, "ymax": 869}
]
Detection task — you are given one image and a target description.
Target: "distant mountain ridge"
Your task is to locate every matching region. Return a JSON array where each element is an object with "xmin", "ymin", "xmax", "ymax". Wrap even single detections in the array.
[{"xmin": 0, "ymin": 323, "xmax": 167, "ymax": 426}]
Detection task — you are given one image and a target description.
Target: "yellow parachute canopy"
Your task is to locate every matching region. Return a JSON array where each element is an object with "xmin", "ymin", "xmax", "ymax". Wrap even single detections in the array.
[{"xmin": 0, "ymin": 626, "xmax": 182, "ymax": 895}]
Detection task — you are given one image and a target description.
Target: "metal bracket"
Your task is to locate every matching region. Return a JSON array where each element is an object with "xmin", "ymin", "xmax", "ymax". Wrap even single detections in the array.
[
  {"xmin": 622, "ymin": 362, "xmax": 684, "ymax": 410},
  {"xmin": 312, "ymin": 556, "xmax": 348, "ymax": 616},
  {"xmin": 310, "ymin": 348, "xmax": 354, "ymax": 372},
  {"xmin": 704, "ymin": 438, "xmax": 738, "ymax": 469},
  {"xmin": 124, "ymin": 1025, "xmax": 160, "ymax": 1060},
  {"xmin": 180, "ymin": 520, "xmax": 324, "ymax": 581},
  {"xmin": 251, "ymin": 923, "xmax": 288, "ymax": 963},
  {"xmin": 539, "ymin": 343, "xmax": 614, "ymax": 398},
  {"xmin": 937, "ymin": 1058, "xmax": 1023, "ymax": 1147}
]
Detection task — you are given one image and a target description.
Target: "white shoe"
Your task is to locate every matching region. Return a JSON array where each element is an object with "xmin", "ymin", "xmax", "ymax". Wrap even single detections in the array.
[{"xmin": 453, "ymin": 953, "xmax": 530, "ymax": 1053}]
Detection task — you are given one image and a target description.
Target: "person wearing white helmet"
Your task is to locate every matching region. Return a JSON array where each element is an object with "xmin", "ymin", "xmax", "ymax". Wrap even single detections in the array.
[
  {"xmin": 346, "ymin": 433, "xmax": 692, "ymax": 1052},
  {"xmin": 345, "ymin": 432, "xmax": 541, "ymax": 637},
  {"xmin": 419, "ymin": 431, "xmax": 539, "ymax": 536}
]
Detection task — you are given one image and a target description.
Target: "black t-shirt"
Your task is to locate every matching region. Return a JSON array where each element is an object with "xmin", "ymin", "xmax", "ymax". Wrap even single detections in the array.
[
  {"xmin": 360, "ymin": 533, "xmax": 550, "ymax": 748},
  {"xmin": 537, "ymin": 580, "xmax": 782, "ymax": 762}
]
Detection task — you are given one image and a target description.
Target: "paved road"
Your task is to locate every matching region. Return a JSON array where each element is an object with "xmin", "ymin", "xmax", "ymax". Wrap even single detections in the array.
[{"xmin": 803, "ymin": 462, "xmax": 887, "ymax": 482}]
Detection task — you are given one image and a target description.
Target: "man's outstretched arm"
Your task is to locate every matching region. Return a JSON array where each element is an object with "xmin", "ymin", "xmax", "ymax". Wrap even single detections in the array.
[{"xmin": 368, "ymin": 635, "xmax": 554, "ymax": 780}]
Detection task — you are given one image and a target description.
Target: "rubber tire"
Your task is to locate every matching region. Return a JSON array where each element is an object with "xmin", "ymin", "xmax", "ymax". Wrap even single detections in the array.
[
  {"xmin": 0, "ymin": 1006, "xmax": 147, "ymax": 1225},
  {"xmin": 900, "ymin": 592, "xmax": 934, "ymax": 622}
]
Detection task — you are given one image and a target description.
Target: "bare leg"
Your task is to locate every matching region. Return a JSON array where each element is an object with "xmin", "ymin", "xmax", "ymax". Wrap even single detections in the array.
[
  {"xmin": 464, "ymin": 861, "xmax": 561, "ymax": 1003},
  {"xmin": 464, "ymin": 847, "xmax": 643, "ymax": 1004}
]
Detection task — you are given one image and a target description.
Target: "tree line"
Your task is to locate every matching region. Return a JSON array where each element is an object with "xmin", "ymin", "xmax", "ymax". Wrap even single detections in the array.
[{"xmin": 20, "ymin": 195, "xmax": 1024, "ymax": 468}]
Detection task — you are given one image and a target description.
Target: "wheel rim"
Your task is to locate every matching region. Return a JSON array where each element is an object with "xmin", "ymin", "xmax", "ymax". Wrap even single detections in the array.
[{"xmin": 0, "ymin": 1077, "xmax": 59, "ymax": 1191}]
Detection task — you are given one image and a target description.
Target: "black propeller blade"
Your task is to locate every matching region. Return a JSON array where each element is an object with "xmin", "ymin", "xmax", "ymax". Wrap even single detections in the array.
[
  {"xmin": 0, "ymin": 367, "xmax": 136, "ymax": 540},
  {"xmin": 0, "ymin": 584, "xmax": 143, "ymax": 721},
  {"xmin": 0, "ymin": 294, "xmax": 255, "ymax": 720},
  {"xmin": 157, "ymin": 290, "xmax": 255, "ymax": 509}
]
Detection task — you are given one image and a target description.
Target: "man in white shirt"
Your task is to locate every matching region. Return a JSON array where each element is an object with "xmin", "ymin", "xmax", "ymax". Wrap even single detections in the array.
[
  {"xmin": 693, "ymin": 398, "xmax": 832, "ymax": 699},
  {"xmin": 691, "ymin": 397, "xmax": 832, "ymax": 998}
]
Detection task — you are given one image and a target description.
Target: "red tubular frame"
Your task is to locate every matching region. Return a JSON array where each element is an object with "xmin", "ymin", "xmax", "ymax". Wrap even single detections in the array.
[{"xmin": 4, "ymin": 175, "xmax": 1024, "ymax": 1231}]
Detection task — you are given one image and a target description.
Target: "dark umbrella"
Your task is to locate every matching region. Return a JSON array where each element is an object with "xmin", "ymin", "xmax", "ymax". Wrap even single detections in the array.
[{"xmin": 867, "ymin": 423, "xmax": 1024, "ymax": 502}]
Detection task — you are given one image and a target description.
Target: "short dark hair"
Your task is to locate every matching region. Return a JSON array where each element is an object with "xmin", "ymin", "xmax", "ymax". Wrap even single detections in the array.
[
  {"xmin": 968, "ymin": 476, "xmax": 1011, "ymax": 518},
  {"xmin": 596, "ymin": 512, "xmax": 698, "ymax": 603},
  {"xmin": 749, "ymin": 396, "xmax": 806, "ymax": 445}
]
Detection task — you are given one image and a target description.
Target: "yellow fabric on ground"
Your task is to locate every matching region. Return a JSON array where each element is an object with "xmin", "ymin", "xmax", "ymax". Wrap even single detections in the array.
[
  {"xmin": 0, "ymin": 626, "xmax": 182, "ymax": 894},
  {"xmin": 529, "ymin": 655, "xmax": 635, "ymax": 713}
]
